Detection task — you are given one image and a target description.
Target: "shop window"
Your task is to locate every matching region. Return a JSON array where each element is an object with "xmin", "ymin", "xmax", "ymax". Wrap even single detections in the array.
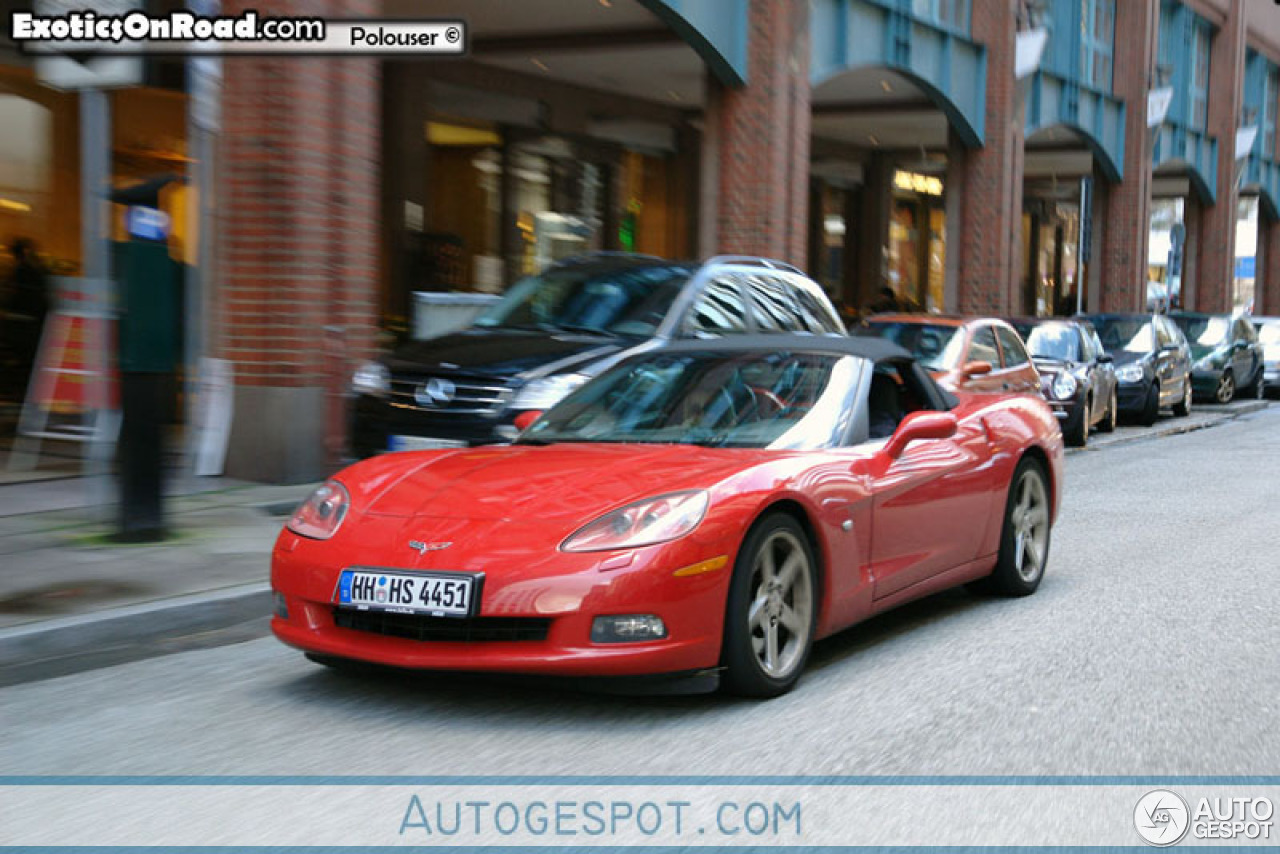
[
  {"xmin": 1190, "ymin": 21, "xmax": 1211, "ymax": 130},
  {"xmin": 1264, "ymin": 68, "xmax": 1278, "ymax": 159},
  {"xmin": 1081, "ymin": 0, "xmax": 1115, "ymax": 92},
  {"xmin": 911, "ymin": 0, "xmax": 969, "ymax": 32}
]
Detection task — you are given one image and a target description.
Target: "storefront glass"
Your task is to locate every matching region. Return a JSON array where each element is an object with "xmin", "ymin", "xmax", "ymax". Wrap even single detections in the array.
[{"xmin": 888, "ymin": 171, "xmax": 945, "ymax": 312}]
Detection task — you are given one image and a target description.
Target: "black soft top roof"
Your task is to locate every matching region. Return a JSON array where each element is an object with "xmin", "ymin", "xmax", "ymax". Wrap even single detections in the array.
[{"xmin": 655, "ymin": 334, "xmax": 912, "ymax": 362}]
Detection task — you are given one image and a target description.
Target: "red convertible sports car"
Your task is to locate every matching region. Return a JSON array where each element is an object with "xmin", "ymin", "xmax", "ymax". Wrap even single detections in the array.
[{"xmin": 272, "ymin": 336, "xmax": 1063, "ymax": 697}]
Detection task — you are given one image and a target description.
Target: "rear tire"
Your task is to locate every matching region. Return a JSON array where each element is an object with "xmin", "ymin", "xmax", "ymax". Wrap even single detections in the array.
[
  {"xmin": 1139, "ymin": 382, "xmax": 1160, "ymax": 426},
  {"xmin": 721, "ymin": 513, "xmax": 818, "ymax": 699},
  {"xmin": 980, "ymin": 458, "xmax": 1052, "ymax": 597},
  {"xmin": 1172, "ymin": 378, "xmax": 1192, "ymax": 417}
]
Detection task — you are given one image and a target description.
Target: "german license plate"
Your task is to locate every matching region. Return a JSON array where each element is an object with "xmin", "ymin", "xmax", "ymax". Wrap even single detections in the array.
[
  {"xmin": 388, "ymin": 435, "xmax": 466, "ymax": 452},
  {"xmin": 336, "ymin": 569, "xmax": 476, "ymax": 617}
]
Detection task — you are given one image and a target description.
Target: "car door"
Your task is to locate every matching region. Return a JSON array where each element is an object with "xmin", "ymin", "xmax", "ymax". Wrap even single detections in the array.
[
  {"xmin": 994, "ymin": 325, "xmax": 1041, "ymax": 394},
  {"xmin": 859, "ymin": 361, "xmax": 995, "ymax": 600},
  {"xmin": 961, "ymin": 325, "xmax": 1005, "ymax": 392},
  {"xmin": 1232, "ymin": 317, "xmax": 1258, "ymax": 384}
]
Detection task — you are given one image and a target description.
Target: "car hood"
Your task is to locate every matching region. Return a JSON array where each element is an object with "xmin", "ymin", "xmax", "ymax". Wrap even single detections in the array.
[
  {"xmin": 349, "ymin": 443, "xmax": 767, "ymax": 521},
  {"xmin": 386, "ymin": 328, "xmax": 624, "ymax": 380},
  {"xmin": 1189, "ymin": 343, "xmax": 1225, "ymax": 362},
  {"xmin": 1107, "ymin": 350, "xmax": 1147, "ymax": 368}
]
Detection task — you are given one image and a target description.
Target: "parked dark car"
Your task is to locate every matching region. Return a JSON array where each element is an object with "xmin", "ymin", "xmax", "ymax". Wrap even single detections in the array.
[
  {"xmin": 349, "ymin": 254, "xmax": 846, "ymax": 456},
  {"xmin": 1170, "ymin": 312, "xmax": 1265, "ymax": 403},
  {"xmin": 1085, "ymin": 313, "xmax": 1193, "ymax": 426},
  {"xmin": 1008, "ymin": 317, "xmax": 1117, "ymax": 446},
  {"xmin": 1251, "ymin": 316, "xmax": 1280, "ymax": 396}
]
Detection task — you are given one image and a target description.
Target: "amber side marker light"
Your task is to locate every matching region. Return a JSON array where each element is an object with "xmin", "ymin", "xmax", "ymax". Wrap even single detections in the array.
[{"xmin": 672, "ymin": 555, "xmax": 729, "ymax": 578}]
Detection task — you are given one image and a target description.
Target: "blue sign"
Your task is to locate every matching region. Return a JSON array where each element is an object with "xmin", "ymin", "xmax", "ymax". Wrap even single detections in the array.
[
  {"xmin": 1235, "ymin": 256, "xmax": 1256, "ymax": 279},
  {"xmin": 126, "ymin": 206, "xmax": 170, "ymax": 242}
]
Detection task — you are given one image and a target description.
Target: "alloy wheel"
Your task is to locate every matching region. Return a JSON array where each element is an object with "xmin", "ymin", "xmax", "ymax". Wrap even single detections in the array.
[
  {"xmin": 1216, "ymin": 372, "xmax": 1234, "ymax": 404},
  {"xmin": 747, "ymin": 529, "xmax": 813, "ymax": 679},
  {"xmin": 1010, "ymin": 469, "xmax": 1050, "ymax": 584}
]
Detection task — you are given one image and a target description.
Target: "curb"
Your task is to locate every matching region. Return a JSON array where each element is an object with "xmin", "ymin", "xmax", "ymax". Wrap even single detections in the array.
[
  {"xmin": 0, "ymin": 583, "xmax": 271, "ymax": 687},
  {"xmin": 1066, "ymin": 400, "xmax": 1269, "ymax": 455}
]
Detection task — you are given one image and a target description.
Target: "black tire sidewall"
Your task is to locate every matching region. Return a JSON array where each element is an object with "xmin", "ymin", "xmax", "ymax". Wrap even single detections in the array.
[
  {"xmin": 988, "ymin": 458, "xmax": 1051, "ymax": 597},
  {"xmin": 721, "ymin": 513, "xmax": 819, "ymax": 698}
]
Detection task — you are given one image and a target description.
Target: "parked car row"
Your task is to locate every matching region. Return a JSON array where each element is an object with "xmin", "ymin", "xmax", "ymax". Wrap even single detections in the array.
[{"xmin": 347, "ymin": 254, "xmax": 1270, "ymax": 459}]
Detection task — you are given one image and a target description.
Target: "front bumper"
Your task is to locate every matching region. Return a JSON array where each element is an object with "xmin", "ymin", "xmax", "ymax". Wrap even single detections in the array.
[
  {"xmin": 1190, "ymin": 369, "xmax": 1224, "ymax": 399},
  {"xmin": 270, "ymin": 531, "xmax": 729, "ymax": 678},
  {"xmin": 351, "ymin": 394, "xmax": 521, "ymax": 457},
  {"xmin": 1115, "ymin": 381, "xmax": 1149, "ymax": 413}
]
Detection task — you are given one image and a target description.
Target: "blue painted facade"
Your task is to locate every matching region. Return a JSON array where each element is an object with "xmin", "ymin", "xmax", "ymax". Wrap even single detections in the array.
[
  {"xmin": 1243, "ymin": 47, "xmax": 1280, "ymax": 218},
  {"xmin": 809, "ymin": 0, "xmax": 987, "ymax": 148},
  {"xmin": 1151, "ymin": 1, "xmax": 1218, "ymax": 202},
  {"xmin": 639, "ymin": 0, "xmax": 750, "ymax": 86},
  {"xmin": 1024, "ymin": 0, "xmax": 1126, "ymax": 181}
]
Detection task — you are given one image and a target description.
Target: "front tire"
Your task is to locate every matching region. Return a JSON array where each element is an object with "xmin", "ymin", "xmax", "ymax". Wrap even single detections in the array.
[
  {"xmin": 1064, "ymin": 396, "xmax": 1089, "ymax": 447},
  {"xmin": 981, "ymin": 458, "xmax": 1052, "ymax": 597},
  {"xmin": 1097, "ymin": 387, "xmax": 1118, "ymax": 433},
  {"xmin": 1139, "ymin": 381, "xmax": 1160, "ymax": 426},
  {"xmin": 1172, "ymin": 378, "xmax": 1192, "ymax": 417},
  {"xmin": 721, "ymin": 514, "xmax": 818, "ymax": 698},
  {"xmin": 1215, "ymin": 369, "xmax": 1235, "ymax": 404}
]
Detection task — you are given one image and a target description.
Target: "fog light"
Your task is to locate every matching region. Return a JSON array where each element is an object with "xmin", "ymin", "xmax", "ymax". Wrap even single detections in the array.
[
  {"xmin": 273, "ymin": 592, "xmax": 289, "ymax": 619},
  {"xmin": 591, "ymin": 614, "xmax": 667, "ymax": 643}
]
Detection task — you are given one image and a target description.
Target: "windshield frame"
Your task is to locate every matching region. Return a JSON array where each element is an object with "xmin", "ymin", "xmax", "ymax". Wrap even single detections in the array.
[{"xmin": 519, "ymin": 349, "xmax": 866, "ymax": 451}]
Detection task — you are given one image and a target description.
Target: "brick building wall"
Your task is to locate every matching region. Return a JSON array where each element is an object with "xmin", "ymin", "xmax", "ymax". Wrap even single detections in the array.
[
  {"xmin": 1098, "ymin": 0, "xmax": 1158, "ymax": 313},
  {"xmin": 706, "ymin": 0, "xmax": 812, "ymax": 265},
  {"xmin": 951, "ymin": 0, "xmax": 1022, "ymax": 315},
  {"xmin": 217, "ymin": 0, "xmax": 380, "ymax": 483},
  {"xmin": 1195, "ymin": 0, "xmax": 1246, "ymax": 313}
]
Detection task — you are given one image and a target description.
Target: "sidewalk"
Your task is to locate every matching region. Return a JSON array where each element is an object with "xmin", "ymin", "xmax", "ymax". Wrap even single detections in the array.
[{"xmin": 0, "ymin": 473, "xmax": 313, "ymax": 685}]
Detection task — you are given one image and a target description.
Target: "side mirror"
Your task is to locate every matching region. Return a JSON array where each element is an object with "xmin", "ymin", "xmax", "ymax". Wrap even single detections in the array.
[
  {"xmin": 513, "ymin": 410, "xmax": 543, "ymax": 432},
  {"xmin": 884, "ymin": 411, "xmax": 958, "ymax": 459},
  {"xmin": 961, "ymin": 360, "xmax": 993, "ymax": 377},
  {"xmin": 1097, "ymin": 353, "xmax": 1113, "ymax": 364}
]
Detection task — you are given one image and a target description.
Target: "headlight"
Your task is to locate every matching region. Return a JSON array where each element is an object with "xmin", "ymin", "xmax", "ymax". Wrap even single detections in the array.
[
  {"xmin": 351, "ymin": 361, "xmax": 390, "ymax": 396},
  {"xmin": 287, "ymin": 480, "xmax": 350, "ymax": 540},
  {"xmin": 1051, "ymin": 372, "xmax": 1078, "ymax": 400},
  {"xmin": 561, "ymin": 490, "xmax": 709, "ymax": 553},
  {"xmin": 513, "ymin": 373, "xmax": 589, "ymax": 410},
  {"xmin": 1116, "ymin": 363, "xmax": 1144, "ymax": 383}
]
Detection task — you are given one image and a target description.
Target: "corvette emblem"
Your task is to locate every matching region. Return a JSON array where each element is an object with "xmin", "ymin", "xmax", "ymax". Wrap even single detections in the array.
[{"xmin": 408, "ymin": 540, "xmax": 452, "ymax": 555}]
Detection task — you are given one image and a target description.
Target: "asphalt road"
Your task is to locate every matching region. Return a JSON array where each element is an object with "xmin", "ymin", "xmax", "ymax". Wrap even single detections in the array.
[{"xmin": 4, "ymin": 407, "xmax": 1279, "ymax": 778}]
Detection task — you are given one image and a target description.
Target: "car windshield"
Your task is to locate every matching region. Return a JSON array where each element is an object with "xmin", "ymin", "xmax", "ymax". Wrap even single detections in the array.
[
  {"xmin": 520, "ymin": 351, "xmax": 858, "ymax": 450},
  {"xmin": 473, "ymin": 264, "xmax": 691, "ymax": 336},
  {"xmin": 864, "ymin": 322, "xmax": 964, "ymax": 370},
  {"xmin": 1093, "ymin": 317, "xmax": 1154, "ymax": 354},
  {"xmin": 1171, "ymin": 315, "xmax": 1229, "ymax": 350},
  {"xmin": 1021, "ymin": 322, "xmax": 1080, "ymax": 361}
]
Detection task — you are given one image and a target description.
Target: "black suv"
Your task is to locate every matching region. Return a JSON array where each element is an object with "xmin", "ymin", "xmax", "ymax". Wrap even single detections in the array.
[{"xmin": 350, "ymin": 254, "xmax": 845, "ymax": 456}]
